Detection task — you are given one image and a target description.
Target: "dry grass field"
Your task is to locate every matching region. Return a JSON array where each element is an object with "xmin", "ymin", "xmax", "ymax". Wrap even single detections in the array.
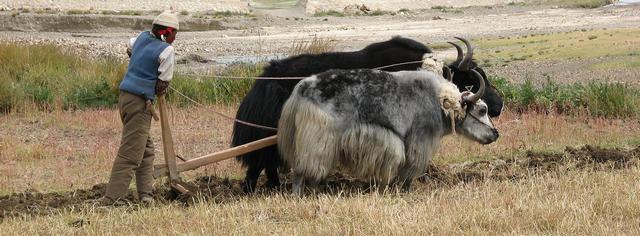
[
  {"xmin": 1, "ymin": 107, "xmax": 639, "ymax": 194},
  {"xmin": 1, "ymin": 106, "xmax": 639, "ymax": 234}
]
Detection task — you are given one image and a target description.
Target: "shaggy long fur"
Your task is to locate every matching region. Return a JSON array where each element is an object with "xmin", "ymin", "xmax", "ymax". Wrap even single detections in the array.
[
  {"xmin": 280, "ymin": 96, "xmax": 407, "ymax": 184},
  {"xmin": 279, "ymin": 69, "xmax": 499, "ymax": 194},
  {"xmin": 232, "ymin": 37, "xmax": 431, "ymax": 192}
]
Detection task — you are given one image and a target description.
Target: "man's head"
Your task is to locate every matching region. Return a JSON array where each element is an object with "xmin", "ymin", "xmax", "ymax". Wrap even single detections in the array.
[{"xmin": 152, "ymin": 11, "xmax": 179, "ymax": 44}]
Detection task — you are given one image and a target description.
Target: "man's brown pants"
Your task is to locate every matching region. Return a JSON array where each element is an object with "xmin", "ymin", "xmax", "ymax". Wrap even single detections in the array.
[{"xmin": 105, "ymin": 91, "xmax": 155, "ymax": 200}]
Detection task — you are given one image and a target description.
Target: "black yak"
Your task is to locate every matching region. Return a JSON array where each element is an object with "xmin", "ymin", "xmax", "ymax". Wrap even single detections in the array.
[
  {"xmin": 278, "ymin": 68, "xmax": 499, "ymax": 195},
  {"xmin": 232, "ymin": 36, "xmax": 431, "ymax": 193}
]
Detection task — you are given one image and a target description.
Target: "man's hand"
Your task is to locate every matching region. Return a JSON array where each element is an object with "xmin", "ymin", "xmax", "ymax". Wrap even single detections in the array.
[{"xmin": 156, "ymin": 80, "xmax": 170, "ymax": 96}]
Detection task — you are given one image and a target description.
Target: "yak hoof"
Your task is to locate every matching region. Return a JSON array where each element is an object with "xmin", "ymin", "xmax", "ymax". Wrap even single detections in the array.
[{"xmin": 242, "ymin": 182, "xmax": 257, "ymax": 194}]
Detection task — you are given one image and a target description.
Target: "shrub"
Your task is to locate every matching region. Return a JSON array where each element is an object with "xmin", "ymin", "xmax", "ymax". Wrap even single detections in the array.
[
  {"xmin": 0, "ymin": 43, "xmax": 262, "ymax": 112},
  {"xmin": 1, "ymin": 42, "xmax": 636, "ymax": 118},
  {"xmin": 167, "ymin": 63, "xmax": 260, "ymax": 106},
  {"xmin": 289, "ymin": 36, "xmax": 337, "ymax": 56},
  {"xmin": 490, "ymin": 76, "xmax": 639, "ymax": 118},
  {"xmin": 313, "ymin": 10, "xmax": 345, "ymax": 17},
  {"xmin": 0, "ymin": 43, "xmax": 125, "ymax": 112}
]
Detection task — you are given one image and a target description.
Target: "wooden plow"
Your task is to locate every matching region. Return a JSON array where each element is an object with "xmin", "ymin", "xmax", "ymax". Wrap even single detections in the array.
[{"xmin": 152, "ymin": 95, "xmax": 277, "ymax": 194}]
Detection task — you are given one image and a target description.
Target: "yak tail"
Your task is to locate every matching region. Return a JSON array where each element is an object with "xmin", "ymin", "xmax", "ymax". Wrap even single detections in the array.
[{"xmin": 278, "ymin": 95, "xmax": 339, "ymax": 181}]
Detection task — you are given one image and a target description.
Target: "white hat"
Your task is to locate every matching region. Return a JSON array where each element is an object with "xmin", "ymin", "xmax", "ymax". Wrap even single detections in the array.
[{"xmin": 153, "ymin": 10, "xmax": 179, "ymax": 30}]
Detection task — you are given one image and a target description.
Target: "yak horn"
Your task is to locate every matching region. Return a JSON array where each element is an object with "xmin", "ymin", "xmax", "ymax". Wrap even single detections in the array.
[
  {"xmin": 454, "ymin": 37, "xmax": 474, "ymax": 72},
  {"xmin": 447, "ymin": 41, "xmax": 464, "ymax": 65},
  {"xmin": 463, "ymin": 69, "xmax": 486, "ymax": 104}
]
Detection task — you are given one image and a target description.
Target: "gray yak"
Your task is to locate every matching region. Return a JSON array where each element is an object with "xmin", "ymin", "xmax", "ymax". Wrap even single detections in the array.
[{"xmin": 278, "ymin": 68, "xmax": 499, "ymax": 195}]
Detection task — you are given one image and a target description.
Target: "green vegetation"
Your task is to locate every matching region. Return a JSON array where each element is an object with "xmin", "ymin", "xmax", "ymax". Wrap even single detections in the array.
[
  {"xmin": 66, "ymin": 9, "xmax": 92, "ymax": 15},
  {"xmin": 100, "ymin": 10, "xmax": 143, "ymax": 16},
  {"xmin": 313, "ymin": 10, "xmax": 346, "ymax": 17},
  {"xmin": 289, "ymin": 36, "xmax": 338, "ymax": 56},
  {"xmin": 313, "ymin": 9, "xmax": 402, "ymax": 17},
  {"xmin": 367, "ymin": 10, "xmax": 394, "ymax": 16},
  {"xmin": 168, "ymin": 64, "xmax": 261, "ymax": 106},
  {"xmin": 590, "ymin": 54, "xmax": 640, "ymax": 71},
  {"xmin": 533, "ymin": 0, "xmax": 613, "ymax": 8},
  {"xmin": 507, "ymin": 1, "xmax": 526, "ymax": 6},
  {"xmin": 34, "ymin": 8, "xmax": 59, "ymax": 14},
  {"xmin": 1, "ymin": 42, "xmax": 638, "ymax": 118},
  {"xmin": 430, "ymin": 5, "xmax": 463, "ymax": 13},
  {"xmin": 0, "ymin": 43, "xmax": 259, "ymax": 113},
  {"xmin": 431, "ymin": 5, "xmax": 452, "ymax": 10},
  {"xmin": 468, "ymin": 28, "xmax": 640, "ymax": 118},
  {"xmin": 477, "ymin": 29, "xmax": 640, "ymax": 62},
  {"xmin": 428, "ymin": 42, "xmax": 452, "ymax": 50},
  {"xmin": 192, "ymin": 10, "xmax": 253, "ymax": 19},
  {"xmin": 492, "ymin": 76, "xmax": 640, "ymax": 118},
  {"xmin": 206, "ymin": 10, "xmax": 252, "ymax": 18},
  {"xmin": 252, "ymin": 0, "xmax": 298, "ymax": 9},
  {"xmin": 0, "ymin": 43, "xmax": 126, "ymax": 112},
  {"xmin": 516, "ymin": 0, "xmax": 612, "ymax": 8}
]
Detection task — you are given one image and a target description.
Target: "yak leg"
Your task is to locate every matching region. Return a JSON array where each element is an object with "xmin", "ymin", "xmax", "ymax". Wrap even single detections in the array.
[
  {"xmin": 243, "ymin": 165, "xmax": 263, "ymax": 193},
  {"xmin": 307, "ymin": 178, "xmax": 322, "ymax": 194},
  {"xmin": 264, "ymin": 166, "xmax": 281, "ymax": 189},
  {"xmin": 373, "ymin": 179, "xmax": 390, "ymax": 195},
  {"xmin": 401, "ymin": 179, "xmax": 413, "ymax": 192},
  {"xmin": 292, "ymin": 172, "xmax": 305, "ymax": 196},
  {"xmin": 397, "ymin": 128, "xmax": 439, "ymax": 193},
  {"xmin": 390, "ymin": 175, "xmax": 413, "ymax": 192},
  {"xmin": 393, "ymin": 158, "xmax": 419, "ymax": 192}
]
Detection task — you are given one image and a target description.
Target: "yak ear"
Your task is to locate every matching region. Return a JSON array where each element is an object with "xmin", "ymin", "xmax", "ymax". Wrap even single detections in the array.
[{"xmin": 443, "ymin": 66, "xmax": 453, "ymax": 82}]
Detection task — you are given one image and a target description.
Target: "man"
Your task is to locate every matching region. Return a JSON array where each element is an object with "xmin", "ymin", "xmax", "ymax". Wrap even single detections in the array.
[{"xmin": 98, "ymin": 10, "xmax": 178, "ymax": 206}]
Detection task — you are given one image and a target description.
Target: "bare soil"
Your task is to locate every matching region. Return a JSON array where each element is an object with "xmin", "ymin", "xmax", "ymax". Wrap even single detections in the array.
[{"xmin": 1, "ymin": 145, "xmax": 637, "ymax": 221}]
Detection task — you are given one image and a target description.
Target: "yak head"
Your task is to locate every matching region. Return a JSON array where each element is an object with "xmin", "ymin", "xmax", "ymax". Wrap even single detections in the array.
[
  {"xmin": 444, "ymin": 37, "xmax": 504, "ymax": 118},
  {"xmin": 454, "ymin": 69, "xmax": 500, "ymax": 145}
]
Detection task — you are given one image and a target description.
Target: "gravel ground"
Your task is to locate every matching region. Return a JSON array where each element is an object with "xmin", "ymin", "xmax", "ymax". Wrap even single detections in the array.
[
  {"xmin": 489, "ymin": 57, "xmax": 640, "ymax": 87},
  {"xmin": 0, "ymin": 0, "xmax": 249, "ymax": 12},
  {"xmin": 303, "ymin": 0, "xmax": 523, "ymax": 13},
  {"xmin": 1, "ymin": 3, "xmax": 639, "ymax": 83}
]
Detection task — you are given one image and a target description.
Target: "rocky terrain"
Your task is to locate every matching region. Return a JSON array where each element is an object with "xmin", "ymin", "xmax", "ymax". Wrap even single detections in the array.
[{"xmin": 1, "ymin": 1, "xmax": 638, "ymax": 82}]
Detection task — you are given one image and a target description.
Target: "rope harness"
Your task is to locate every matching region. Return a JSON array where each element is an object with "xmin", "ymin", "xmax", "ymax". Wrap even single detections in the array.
[
  {"xmin": 175, "ymin": 60, "xmax": 426, "ymax": 81},
  {"xmin": 168, "ymin": 86, "xmax": 278, "ymax": 132},
  {"xmin": 168, "ymin": 59, "xmax": 428, "ymax": 131}
]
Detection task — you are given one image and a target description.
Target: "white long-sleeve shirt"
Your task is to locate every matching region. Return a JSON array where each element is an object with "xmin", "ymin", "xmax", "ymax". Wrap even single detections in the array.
[{"xmin": 128, "ymin": 32, "xmax": 175, "ymax": 82}]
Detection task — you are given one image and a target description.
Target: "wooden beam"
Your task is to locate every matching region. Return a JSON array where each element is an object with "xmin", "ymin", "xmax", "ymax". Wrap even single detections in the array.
[
  {"xmin": 171, "ymin": 182, "xmax": 192, "ymax": 195},
  {"xmin": 154, "ymin": 135, "xmax": 277, "ymax": 178},
  {"xmin": 157, "ymin": 94, "xmax": 180, "ymax": 181}
]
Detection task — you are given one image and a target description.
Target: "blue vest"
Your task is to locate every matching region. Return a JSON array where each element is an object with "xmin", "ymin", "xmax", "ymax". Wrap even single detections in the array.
[{"xmin": 119, "ymin": 31, "xmax": 170, "ymax": 101}]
